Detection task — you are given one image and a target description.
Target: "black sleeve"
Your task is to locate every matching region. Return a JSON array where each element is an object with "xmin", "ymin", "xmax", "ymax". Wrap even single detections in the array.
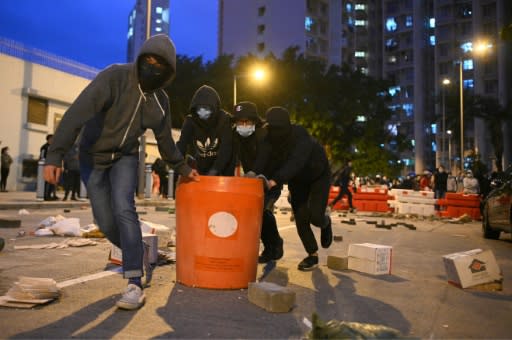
[
  {"xmin": 210, "ymin": 112, "xmax": 234, "ymax": 174},
  {"xmin": 176, "ymin": 116, "xmax": 194, "ymax": 156}
]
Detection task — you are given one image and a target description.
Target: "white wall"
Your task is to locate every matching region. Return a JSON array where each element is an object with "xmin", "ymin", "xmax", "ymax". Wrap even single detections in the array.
[{"xmin": 0, "ymin": 53, "xmax": 91, "ymax": 191}]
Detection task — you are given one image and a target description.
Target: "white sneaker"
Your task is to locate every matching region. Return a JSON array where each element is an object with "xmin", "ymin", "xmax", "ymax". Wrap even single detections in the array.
[{"xmin": 116, "ymin": 284, "xmax": 145, "ymax": 310}]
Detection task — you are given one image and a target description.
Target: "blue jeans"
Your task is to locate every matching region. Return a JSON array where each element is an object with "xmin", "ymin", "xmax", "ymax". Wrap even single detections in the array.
[{"xmin": 85, "ymin": 155, "xmax": 143, "ymax": 279}]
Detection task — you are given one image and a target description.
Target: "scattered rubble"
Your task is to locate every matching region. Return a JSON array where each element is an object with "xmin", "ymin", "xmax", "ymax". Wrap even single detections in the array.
[{"xmin": 0, "ymin": 277, "xmax": 60, "ymax": 308}]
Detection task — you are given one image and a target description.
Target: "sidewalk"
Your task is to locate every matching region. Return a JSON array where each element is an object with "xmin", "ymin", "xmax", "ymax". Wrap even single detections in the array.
[{"xmin": 0, "ymin": 191, "xmax": 173, "ymax": 210}]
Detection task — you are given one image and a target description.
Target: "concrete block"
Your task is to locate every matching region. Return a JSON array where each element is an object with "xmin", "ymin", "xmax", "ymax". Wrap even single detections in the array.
[
  {"xmin": 248, "ymin": 281, "xmax": 295, "ymax": 313},
  {"xmin": 0, "ymin": 218, "xmax": 21, "ymax": 228},
  {"xmin": 327, "ymin": 255, "xmax": 349, "ymax": 271}
]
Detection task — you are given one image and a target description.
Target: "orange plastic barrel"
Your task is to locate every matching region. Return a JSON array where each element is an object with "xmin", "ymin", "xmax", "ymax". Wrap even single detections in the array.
[{"xmin": 175, "ymin": 176, "xmax": 264, "ymax": 289}]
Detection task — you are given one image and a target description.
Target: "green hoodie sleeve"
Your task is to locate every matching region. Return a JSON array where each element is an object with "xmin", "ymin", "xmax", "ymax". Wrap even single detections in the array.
[{"xmin": 45, "ymin": 68, "xmax": 114, "ymax": 167}]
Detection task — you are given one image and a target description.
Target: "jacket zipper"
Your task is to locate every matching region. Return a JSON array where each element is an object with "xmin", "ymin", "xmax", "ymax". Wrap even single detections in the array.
[{"xmin": 112, "ymin": 94, "xmax": 143, "ymax": 160}]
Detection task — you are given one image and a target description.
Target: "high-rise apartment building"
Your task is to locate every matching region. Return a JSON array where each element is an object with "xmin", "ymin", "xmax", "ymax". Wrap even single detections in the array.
[
  {"xmin": 127, "ymin": 0, "xmax": 170, "ymax": 63},
  {"xmin": 218, "ymin": 0, "xmax": 343, "ymax": 65}
]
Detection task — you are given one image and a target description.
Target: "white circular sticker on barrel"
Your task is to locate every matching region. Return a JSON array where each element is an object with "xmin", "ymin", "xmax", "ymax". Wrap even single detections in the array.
[{"xmin": 208, "ymin": 212, "xmax": 238, "ymax": 238}]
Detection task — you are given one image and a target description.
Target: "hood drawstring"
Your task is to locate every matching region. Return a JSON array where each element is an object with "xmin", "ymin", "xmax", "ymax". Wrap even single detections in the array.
[{"xmin": 138, "ymin": 84, "xmax": 147, "ymax": 102}]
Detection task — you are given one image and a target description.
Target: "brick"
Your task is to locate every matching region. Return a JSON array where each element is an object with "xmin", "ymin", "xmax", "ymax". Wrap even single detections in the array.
[
  {"xmin": 248, "ymin": 281, "xmax": 295, "ymax": 313},
  {"xmin": 327, "ymin": 255, "xmax": 349, "ymax": 271},
  {"xmin": 0, "ymin": 218, "xmax": 21, "ymax": 228}
]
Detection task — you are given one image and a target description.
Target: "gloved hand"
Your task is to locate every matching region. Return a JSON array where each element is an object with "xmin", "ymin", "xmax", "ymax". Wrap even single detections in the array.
[
  {"xmin": 186, "ymin": 155, "xmax": 197, "ymax": 169},
  {"xmin": 207, "ymin": 168, "xmax": 219, "ymax": 176},
  {"xmin": 244, "ymin": 171, "xmax": 257, "ymax": 178}
]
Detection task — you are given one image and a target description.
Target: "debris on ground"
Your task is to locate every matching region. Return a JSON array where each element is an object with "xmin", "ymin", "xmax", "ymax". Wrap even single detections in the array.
[
  {"xmin": 0, "ymin": 277, "xmax": 60, "ymax": 308},
  {"xmin": 14, "ymin": 238, "xmax": 98, "ymax": 250},
  {"xmin": 18, "ymin": 209, "xmax": 30, "ymax": 215},
  {"xmin": 306, "ymin": 312, "xmax": 402, "ymax": 339},
  {"xmin": 448, "ymin": 213, "xmax": 472, "ymax": 224}
]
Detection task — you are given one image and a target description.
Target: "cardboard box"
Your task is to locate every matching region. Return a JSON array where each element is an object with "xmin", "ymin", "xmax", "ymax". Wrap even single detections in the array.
[
  {"xmin": 348, "ymin": 243, "xmax": 392, "ymax": 275},
  {"xmin": 110, "ymin": 233, "xmax": 158, "ymax": 266},
  {"xmin": 442, "ymin": 249, "xmax": 501, "ymax": 288}
]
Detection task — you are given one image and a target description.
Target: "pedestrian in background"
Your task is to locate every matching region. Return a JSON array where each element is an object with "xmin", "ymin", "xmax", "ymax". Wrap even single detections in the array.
[
  {"xmin": 433, "ymin": 165, "xmax": 448, "ymax": 210},
  {"xmin": 44, "ymin": 34, "xmax": 199, "ymax": 311},
  {"xmin": 62, "ymin": 144, "xmax": 80, "ymax": 201},
  {"xmin": 329, "ymin": 160, "xmax": 355, "ymax": 212},
  {"xmin": 177, "ymin": 85, "xmax": 234, "ymax": 176},
  {"xmin": 40, "ymin": 134, "xmax": 59, "ymax": 200},
  {"xmin": 253, "ymin": 106, "xmax": 332, "ymax": 271},
  {"xmin": 463, "ymin": 170, "xmax": 479, "ymax": 194},
  {"xmin": 233, "ymin": 101, "xmax": 284, "ymax": 264},
  {"xmin": 1, "ymin": 146, "xmax": 13, "ymax": 192}
]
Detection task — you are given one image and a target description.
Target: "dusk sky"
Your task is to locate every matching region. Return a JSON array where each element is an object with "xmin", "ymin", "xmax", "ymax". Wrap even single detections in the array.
[{"xmin": 0, "ymin": 0, "xmax": 218, "ymax": 69}]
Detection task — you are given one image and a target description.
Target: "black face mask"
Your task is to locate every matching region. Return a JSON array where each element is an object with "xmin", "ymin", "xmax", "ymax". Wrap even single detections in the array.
[{"xmin": 138, "ymin": 61, "xmax": 170, "ymax": 92}]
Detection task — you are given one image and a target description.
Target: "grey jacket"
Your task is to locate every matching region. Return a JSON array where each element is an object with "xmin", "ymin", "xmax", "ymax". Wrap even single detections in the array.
[{"xmin": 46, "ymin": 34, "xmax": 191, "ymax": 176}]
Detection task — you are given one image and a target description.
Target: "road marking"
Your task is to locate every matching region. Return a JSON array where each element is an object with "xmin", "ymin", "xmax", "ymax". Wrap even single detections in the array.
[{"xmin": 56, "ymin": 267, "xmax": 122, "ymax": 289}]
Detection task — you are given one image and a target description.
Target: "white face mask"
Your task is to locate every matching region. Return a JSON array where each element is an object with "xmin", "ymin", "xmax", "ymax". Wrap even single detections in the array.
[
  {"xmin": 236, "ymin": 124, "xmax": 256, "ymax": 137},
  {"xmin": 197, "ymin": 107, "xmax": 212, "ymax": 120}
]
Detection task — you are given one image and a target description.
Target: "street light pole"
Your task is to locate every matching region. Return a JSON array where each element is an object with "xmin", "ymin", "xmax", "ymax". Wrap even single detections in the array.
[
  {"xmin": 459, "ymin": 61, "xmax": 464, "ymax": 172},
  {"xmin": 447, "ymin": 130, "xmax": 452, "ymax": 171},
  {"xmin": 441, "ymin": 78, "xmax": 450, "ymax": 167},
  {"xmin": 233, "ymin": 75, "xmax": 237, "ymax": 107}
]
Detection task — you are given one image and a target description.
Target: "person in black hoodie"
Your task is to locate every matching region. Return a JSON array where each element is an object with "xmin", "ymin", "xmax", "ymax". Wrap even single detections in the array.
[
  {"xmin": 233, "ymin": 101, "xmax": 284, "ymax": 263},
  {"xmin": 177, "ymin": 85, "xmax": 234, "ymax": 176},
  {"xmin": 44, "ymin": 34, "xmax": 199, "ymax": 310},
  {"xmin": 253, "ymin": 106, "xmax": 332, "ymax": 271}
]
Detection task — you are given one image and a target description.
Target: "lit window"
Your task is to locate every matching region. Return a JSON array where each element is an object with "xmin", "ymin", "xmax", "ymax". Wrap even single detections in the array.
[
  {"xmin": 346, "ymin": 3, "xmax": 353, "ymax": 12},
  {"xmin": 156, "ymin": 19, "xmax": 162, "ymax": 24},
  {"xmin": 388, "ymin": 124, "xmax": 398, "ymax": 136},
  {"xmin": 463, "ymin": 79, "xmax": 474, "ymax": 88},
  {"xmin": 405, "ymin": 15, "xmax": 413, "ymax": 27},
  {"xmin": 388, "ymin": 86, "xmax": 401, "ymax": 96},
  {"xmin": 355, "ymin": 20, "xmax": 367, "ymax": 26},
  {"xmin": 355, "ymin": 4, "xmax": 366, "ymax": 10},
  {"xmin": 463, "ymin": 59, "xmax": 473, "ymax": 70},
  {"xmin": 386, "ymin": 17, "xmax": 397, "ymax": 31},
  {"xmin": 403, "ymin": 103, "xmax": 414, "ymax": 117},
  {"xmin": 155, "ymin": 6, "xmax": 163, "ymax": 14},
  {"xmin": 429, "ymin": 18, "xmax": 435, "ymax": 28},
  {"xmin": 432, "ymin": 142, "xmax": 437, "ymax": 152},
  {"xmin": 155, "ymin": 27, "xmax": 162, "ymax": 32},
  {"xmin": 460, "ymin": 42, "xmax": 472, "ymax": 53},
  {"xmin": 354, "ymin": 51, "xmax": 366, "ymax": 58},
  {"xmin": 127, "ymin": 27, "xmax": 133, "ymax": 39},
  {"xmin": 305, "ymin": 17, "xmax": 313, "ymax": 31},
  {"xmin": 162, "ymin": 9, "xmax": 169, "ymax": 23},
  {"xmin": 429, "ymin": 35, "xmax": 436, "ymax": 46},
  {"xmin": 360, "ymin": 67, "xmax": 368, "ymax": 75},
  {"xmin": 411, "ymin": 140, "xmax": 415, "ymax": 147},
  {"xmin": 431, "ymin": 124, "xmax": 437, "ymax": 134},
  {"xmin": 356, "ymin": 115, "xmax": 367, "ymax": 122}
]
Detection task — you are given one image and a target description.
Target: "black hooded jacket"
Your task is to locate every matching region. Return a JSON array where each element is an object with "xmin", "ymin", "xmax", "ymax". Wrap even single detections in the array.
[
  {"xmin": 45, "ymin": 34, "xmax": 191, "ymax": 176},
  {"xmin": 253, "ymin": 124, "xmax": 329, "ymax": 184},
  {"xmin": 177, "ymin": 85, "xmax": 234, "ymax": 175}
]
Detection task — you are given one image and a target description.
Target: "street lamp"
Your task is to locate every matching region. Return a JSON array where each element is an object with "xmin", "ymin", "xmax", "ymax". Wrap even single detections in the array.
[
  {"xmin": 458, "ymin": 40, "xmax": 493, "ymax": 172},
  {"xmin": 441, "ymin": 78, "xmax": 451, "ymax": 167},
  {"xmin": 233, "ymin": 67, "xmax": 267, "ymax": 107},
  {"xmin": 447, "ymin": 130, "xmax": 452, "ymax": 171}
]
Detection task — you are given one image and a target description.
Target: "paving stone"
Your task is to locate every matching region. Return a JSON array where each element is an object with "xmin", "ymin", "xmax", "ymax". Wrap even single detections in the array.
[
  {"xmin": 248, "ymin": 281, "xmax": 295, "ymax": 313},
  {"xmin": 327, "ymin": 255, "xmax": 349, "ymax": 271},
  {"xmin": 0, "ymin": 218, "xmax": 21, "ymax": 228}
]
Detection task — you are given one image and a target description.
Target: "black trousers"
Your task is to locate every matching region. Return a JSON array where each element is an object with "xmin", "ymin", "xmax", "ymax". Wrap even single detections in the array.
[
  {"xmin": 289, "ymin": 169, "xmax": 331, "ymax": 255},
  {"xmin": 330, "ymin": 183, "xmax": 353, "ymax": 208},
  {"xmin": 260, "ymin": 186, "xmax": 282, "ymax": 251},
  {"xmin": 1, "ymin": 167, "xmax": 9, "ymax": 191}
]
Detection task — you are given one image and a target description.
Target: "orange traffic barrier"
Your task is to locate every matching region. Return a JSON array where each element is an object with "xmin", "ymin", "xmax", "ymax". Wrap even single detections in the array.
[
  {"xmin": 438, "ymin": 192, "xmax": 481, "ymax": 220},
  {"xmin": 353, "ymin": 186, "xmax": 392, "ymax": 212},
  {"xmin": 175, "ymin": 176, "xmax": 264, "ymax": 289},
  {"xmin": 328, "ymin": 186, "xmax": 350, "ymax": 211}
]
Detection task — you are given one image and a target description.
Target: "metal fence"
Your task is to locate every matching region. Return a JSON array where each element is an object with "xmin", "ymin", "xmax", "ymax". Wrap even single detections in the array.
[{"xmin": 0, "ymin": 37, "xmax": 99, "ymax": 80}]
